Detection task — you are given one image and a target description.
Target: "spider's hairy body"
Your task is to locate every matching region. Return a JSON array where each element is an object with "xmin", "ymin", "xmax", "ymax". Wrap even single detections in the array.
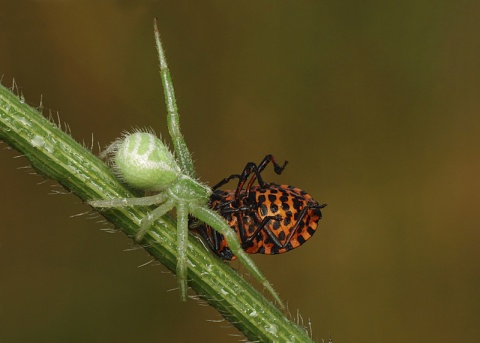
[{"xmin": 166, "ymin": 175, "xmax": 212, "ymax": 205}]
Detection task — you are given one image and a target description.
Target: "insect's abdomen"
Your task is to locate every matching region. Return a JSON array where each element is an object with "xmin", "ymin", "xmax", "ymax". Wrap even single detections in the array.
[
  {"xmin": 195, "ymin": 184, "xmax": 323, "ymax": 261},
  {"xmin": 253, "ymin": 184, "xmax": 322, "ymax": 254}
]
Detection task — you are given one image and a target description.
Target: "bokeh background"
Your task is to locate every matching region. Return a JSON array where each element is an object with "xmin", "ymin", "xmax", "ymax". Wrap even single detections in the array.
[{"xmin": 1, "ymin": 1, "xmax": 479, "ymax": 342}]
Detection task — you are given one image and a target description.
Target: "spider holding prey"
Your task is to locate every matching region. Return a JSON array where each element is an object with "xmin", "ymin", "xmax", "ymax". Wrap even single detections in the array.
[{"xmin": 89, "ymin": 19, "xmax": 287, "ymax": 308}]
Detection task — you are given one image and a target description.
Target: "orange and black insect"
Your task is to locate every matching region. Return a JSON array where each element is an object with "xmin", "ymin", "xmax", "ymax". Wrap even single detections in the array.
[{"xmin": 193, "ymin": 155, "xmax": 326, "ymax": 260}]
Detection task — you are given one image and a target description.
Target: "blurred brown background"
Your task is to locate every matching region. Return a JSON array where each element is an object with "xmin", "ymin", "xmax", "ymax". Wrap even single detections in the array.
[{"xmin": 1, "ymin": 1, "xmax": 479, "ymax": 342}]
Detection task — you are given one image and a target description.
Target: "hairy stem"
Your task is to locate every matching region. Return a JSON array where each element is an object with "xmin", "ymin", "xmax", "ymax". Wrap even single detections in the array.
[{"xmin": 0, "ymin": 84, "xmax": 314, "ymax": 342}]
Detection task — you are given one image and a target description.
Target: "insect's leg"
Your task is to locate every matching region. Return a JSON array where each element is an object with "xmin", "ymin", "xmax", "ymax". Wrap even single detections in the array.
[
  {"xmin": 154, "ymin": 18, "xmax": 195, "ymax": 178},
  {"xmin": 215, "ymin": 156, "xmax": 288, "ymax": 194},
  {"xmin": 211, "ymin": 174, "xmax": 241, "ymax": 190},
  {"xmin": 248, "ymin": 203, "xmax": 327, "ymax": 250},
  {"xmin": 283, "ymin": 203, "xmax": 327, "ymax": 246},
  {"xmin": 212, "ymin": 162, "xmax": 265, "ymax": 201},
  {"xmin": 236, "ymin": 155, "xmax": 289, "ymax": 199},
  {"xmin": 194, "ymin": 225, "xmax": 222, "ymax": 256},
  {"xmin": 233, "ymin": 162, "xmax": 263, "ymax": 199},
  {"xmin": 242, "ymin": 215, "xmax": 284, "ymax": 247},
  {"xmin": 89, "ymin": 192, "xmax": 168, "ymax": 208},
  {"xmin": 135, "ymin": 198, "xmax": 175, "ymax": 241},
  {"xmin": 234, "ymin": 209, "xmax": 301, "ymax": 251},
  {"xmin": 193, "ymin": 206, "xmax": 285, "ymax": 309},
  {"xmin": 196, "ymin": 225, "xmax": 236, "ymax": 260},
  {"xmin": 212, "ymin": 156, "xmax": 287, "ymax": 198},
  {"xmin": 256, "ymin": 154, "xmax": 289, "ymax": 176},
  {"xmin": 216, "ymin": 205, "xmax": 255, "ymax": 246},
  {"xmin": 176, "ymin": 202, "xmax": 189, "ymax": 301},
  {"xmin": 245, "ymin": 155, "xmax": 288, "ymax": 191}
]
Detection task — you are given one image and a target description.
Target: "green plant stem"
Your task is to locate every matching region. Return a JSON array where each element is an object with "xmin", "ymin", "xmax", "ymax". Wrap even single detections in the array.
[{"xmin": 0, "ymin": 83, "xmax": 314, "ymax": 342}]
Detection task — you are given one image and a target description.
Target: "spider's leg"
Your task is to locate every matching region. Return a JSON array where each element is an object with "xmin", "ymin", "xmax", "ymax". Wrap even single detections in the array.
[
  {"xmin": 176, "ymin": 203, "xmax": 189, "ymax": 301},
  {"xmin": 136, "ymin": 198, "xmax": 175, "ymax": 241},
  {"xmin": 193, "ymin": 206, "xmax": 285, "ymax": 309},
  {"xmin": 98, "ymin": 140, "xmax": 118, "ymax": 160},
  {"xmin": 154, "ymin": 18, "xmax": 195, "ymax": 178},
  {"xmin": 89, "ymin": 192, "xmax": 168, "ymax": 208}
]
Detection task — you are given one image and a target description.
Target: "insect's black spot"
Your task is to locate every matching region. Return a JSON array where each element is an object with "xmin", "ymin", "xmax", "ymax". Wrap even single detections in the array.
[
  {"xmin": 247, "ymin": 224, "xmax": 256, "ymax": 235},
  {"xmin": 257, "ymin": 246, "xmax": 266, "ymax": 254},
  {"xmin": 263, "ymin": 235, "xmax": 274, "ymax": 244},
  {"xmin": 298, "ymin": 221, "xmax": 305, "ymax": 230},
  {"xmin": 297, "ymin": 235, "xmax": 306, "ymax": 245},
  {"xmin": 242, "ymin": 240, "xmax": 255, "ymax": 249},
  {"xmin": 283, "ymin": 216, "xmax": 291, "ymax": 226},
  {"xmin": 270, "ymin": 203, "xmax": 278, "ymax": 213},
  {"xmin": 292, "ymin": 197, "xmax": 303, "ymax": 210},
  {"xmin": 272, "ymin": 220, "xmax": 281, "ymax": 230},
  {"xmin": 269, "ymin": 189, "xmax": 278, "ymax": 194},
  {"xmin": 281, "ymin": 202, "xmax": 290, "ymax": 211},
  {"xmin": 253, "ymin": 234, "xmax": 263, "ymax": 244},
  {"xmin": 260, "ymin": 204, "xmax": 268, "ymax": 216},
  {"xmin": 268, "ymin": 194, "xmax": 277, "ymax": 202},
  {"xmin": 307, "ymin": 226, "xmax": 316, "ymax": 236},
  {"xmin": 258, "ymin": 194, "xmax": 266, "ymax": 204},
  {"xmin": 277, "ymin": 230, "xmax": 285, "ymax": 241}
]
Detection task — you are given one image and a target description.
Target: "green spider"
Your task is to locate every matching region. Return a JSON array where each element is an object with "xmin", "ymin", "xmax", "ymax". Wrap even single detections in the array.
[{"xmin": 89, "ymin": 19, "xmax": 284, "ymax": 309}]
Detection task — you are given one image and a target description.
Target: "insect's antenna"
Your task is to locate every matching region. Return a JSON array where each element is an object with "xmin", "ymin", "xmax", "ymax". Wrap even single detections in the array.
[{"xmin": 153, "ymin": 18, "xmax": 196, "ymax": 178}]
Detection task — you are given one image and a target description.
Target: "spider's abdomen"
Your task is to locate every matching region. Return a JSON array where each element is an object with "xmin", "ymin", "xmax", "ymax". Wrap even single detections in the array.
[
  {"xmin": 195, "ymin": 184, "xmax": 325, "ymax": 261},
  {"xmin": 113, "ymin": 132, "xmax": 181, "ymax": 191}
]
